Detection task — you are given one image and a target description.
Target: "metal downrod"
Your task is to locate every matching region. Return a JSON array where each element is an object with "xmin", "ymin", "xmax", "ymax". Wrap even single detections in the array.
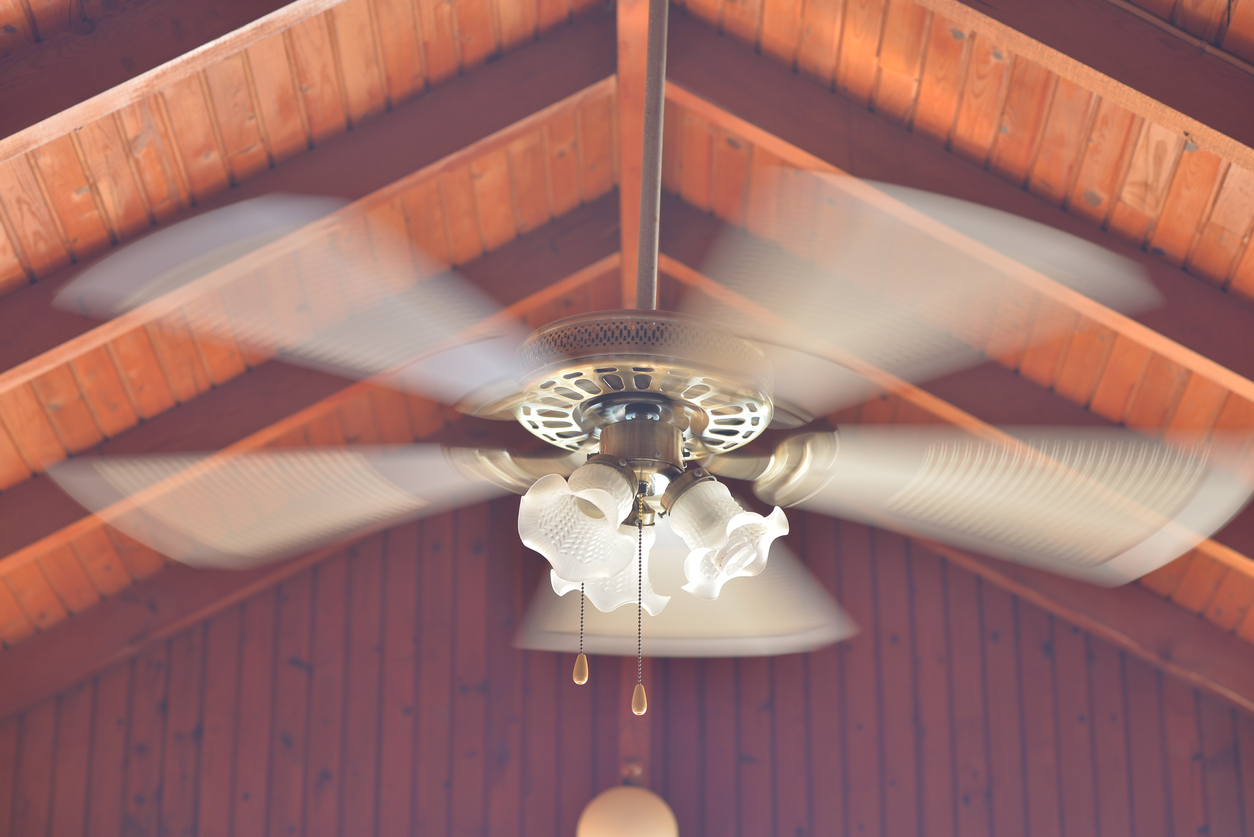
[{"xmin": 634, "ymin": 0, "xmax": 669, "ymax": 311}]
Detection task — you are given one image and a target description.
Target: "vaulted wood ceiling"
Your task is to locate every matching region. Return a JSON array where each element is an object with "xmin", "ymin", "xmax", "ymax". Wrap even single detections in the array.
[{"xmin": 0, "ymin": 0, "xmax": 1252, "ymax": 726}]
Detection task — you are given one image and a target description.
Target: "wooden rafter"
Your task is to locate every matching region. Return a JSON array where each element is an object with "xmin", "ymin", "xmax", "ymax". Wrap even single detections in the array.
[
  {"xmin": 0, "ymin": 20, "xmax": 616, "ymax": 493},
  {"xmin": 925, "ymin": 0, "xmax": 1254, "ymax": 166},
  {"xmin": 0, "ymin": 6, "xmax": 616, "ymax": 297},
  {"xmin": 0, "ymin": 0, "xmax": 337, "ymax": 164}
]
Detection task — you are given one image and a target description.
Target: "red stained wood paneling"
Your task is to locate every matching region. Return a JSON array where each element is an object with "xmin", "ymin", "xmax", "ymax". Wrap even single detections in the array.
[{"xmin": 1, "ymin": 508, "xmax": 1252, "ymax": 835}]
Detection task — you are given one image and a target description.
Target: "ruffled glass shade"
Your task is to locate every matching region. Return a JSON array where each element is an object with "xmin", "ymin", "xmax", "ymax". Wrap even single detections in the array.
[{"xmin": 668, "ymin": 480, "xmax": 789, "ymax": 599}]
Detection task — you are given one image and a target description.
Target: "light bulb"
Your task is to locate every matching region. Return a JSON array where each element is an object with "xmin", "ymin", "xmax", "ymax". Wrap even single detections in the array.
[{"xmin": 576, "ymin": 786, "xmax": 677, "ymax": 837}]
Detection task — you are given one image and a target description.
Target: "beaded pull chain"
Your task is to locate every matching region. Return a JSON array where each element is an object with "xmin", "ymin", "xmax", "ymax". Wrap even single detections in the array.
[
  {"xmin": 631, "ymin": 490, "xmax": 648, "ymax": 716},
  {"xmin": 572, "ymin": 582, "xmax": 588, "ymax": 685}
]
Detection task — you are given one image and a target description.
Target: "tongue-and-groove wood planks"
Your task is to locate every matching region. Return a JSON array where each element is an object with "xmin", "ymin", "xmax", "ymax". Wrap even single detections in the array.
[{"xmin": 3, "ymin": 508, "xmax": 1252, "ymax": 836}]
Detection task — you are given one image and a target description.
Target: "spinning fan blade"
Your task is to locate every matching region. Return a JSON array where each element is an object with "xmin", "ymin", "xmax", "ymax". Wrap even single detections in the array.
[
  {"xmin": 56, "ymin": 195, "xmax": 527, "ymax": 410},
  {"xmin": 685, "ymin": 169, "xmax": 1160, "ymax": 415},
  {"xmin": 744, "ymin": 427, "xmax": 1254, "ymax": 585},
  {"xmin": 48, "ymin": 446, "xmax": 508, "ymax": 569}
]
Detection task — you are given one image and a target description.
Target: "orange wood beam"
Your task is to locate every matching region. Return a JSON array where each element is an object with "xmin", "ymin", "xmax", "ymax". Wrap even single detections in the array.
[
  {"xmin": 617, "ymin": 0, "xmax": 649, "ymax": 306},
  {"xmin": 913, "ymin": 0, "xmax": 1254, "ymax": 169},
  {"xmin": 0, "ymin": 8, "xmax": 616, "ymax": 374},
  {"xmin": 0, "ymin": 0, "xmax": 340, "ymax": 164}
]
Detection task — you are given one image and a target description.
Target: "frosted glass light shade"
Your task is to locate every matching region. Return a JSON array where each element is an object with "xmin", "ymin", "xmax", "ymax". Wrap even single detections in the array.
[
  {"xmin": 517, "ymin": 462, "xmax": 636, "ymax": 581},
  {"xmin": 551, "ymin": 523, "xmax": 670, "ymax": 615},
  {"xmin": 576, "ymin": 786, "xmax": 678, "ymax": 837},
  {"xmin": 669, "ymin": 480, "xmax": 788, "ymax": 599}
]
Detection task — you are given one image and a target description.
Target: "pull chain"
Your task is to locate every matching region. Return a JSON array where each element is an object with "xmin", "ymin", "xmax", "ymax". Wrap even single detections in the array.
[
  {"xmin": 631, "ymin": 491, "xmax": 648, "ymax": 715},
  {"xmin": 573, "ymin": 583, "xmax": 589, "ymax": 685}
]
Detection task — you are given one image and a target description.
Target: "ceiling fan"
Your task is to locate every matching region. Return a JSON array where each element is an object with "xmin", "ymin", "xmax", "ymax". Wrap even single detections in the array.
[{"xmin": 44, "ymin": 0, "xmax": 1254, "ymax": 712}]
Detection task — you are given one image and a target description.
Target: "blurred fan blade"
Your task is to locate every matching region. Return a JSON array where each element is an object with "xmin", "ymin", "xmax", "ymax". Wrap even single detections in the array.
[
  {"xmin": 49, "ymin": 446, "xmax": 507, "ymax": 569},
  {"xmin": 755, "ymin": 428, "xmax": 1254, "ymax": 585},
  {"xmin": 685, "ymin": 169, "xmax": 1160, "ymax": 415},
  {"xmin": 55, "ymin": 194, "xmax": 527, "ymax": 409},
  {"xmin": 515, "ymin": 515, "xmax": 855, "ymax": 656},
  {"xmin": 55, "ymin": 194, "xmax": 348, "ymax": 314}
]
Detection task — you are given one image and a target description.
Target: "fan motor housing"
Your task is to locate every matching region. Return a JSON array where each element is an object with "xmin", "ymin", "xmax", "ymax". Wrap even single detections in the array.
[{"xmin": 504, "ymin": 311, "xmax": 775, "ymax": 458}]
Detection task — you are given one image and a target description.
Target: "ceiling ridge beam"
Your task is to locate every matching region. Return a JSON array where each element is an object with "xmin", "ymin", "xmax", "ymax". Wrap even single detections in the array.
[
  {"xmin": 912, "ymin": 0, "xmax": 1254, "ymax": 169},
  {"xmin": 0, "ymin": 0, "xmax": 343, "ymax": 165}
]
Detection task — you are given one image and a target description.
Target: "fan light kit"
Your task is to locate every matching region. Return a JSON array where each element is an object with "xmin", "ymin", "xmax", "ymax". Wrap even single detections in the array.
[
  {"xmin": 47, "ymin": 0, "xmax": 1254, "ymax": 724},
  {"xmin": 503, "ymin": 311, "xmax": 790, "ymax": 610}
]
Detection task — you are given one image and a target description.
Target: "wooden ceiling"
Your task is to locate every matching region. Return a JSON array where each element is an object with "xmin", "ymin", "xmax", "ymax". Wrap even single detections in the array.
[
  {"xmin": 0, "ymin": 0, "xmax": 1252, "ymax": 732},
  {"xmin": 7, "ymin": 511, "xmax": 1254, "ymax": 837}
]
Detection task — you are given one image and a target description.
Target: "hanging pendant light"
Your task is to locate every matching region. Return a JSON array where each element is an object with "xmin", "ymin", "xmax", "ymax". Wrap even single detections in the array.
[{"xmin": 577, "ymin": 787, "xmax": 678, "ymax": 837}]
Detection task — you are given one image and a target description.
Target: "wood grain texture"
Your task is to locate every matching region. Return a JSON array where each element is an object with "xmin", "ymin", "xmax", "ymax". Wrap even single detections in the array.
[
  {"xmin": 873, "ymin": 0, "xmax": 929, "ymax": 124},
  {"xmin": 698, "ymin": 0, "xmax": 1254, "ymax": 303},
  {"xmin": 911, "ymin": 12, "xmax": 969, "ymax": 142},
  {"xmin": 949, "ymin": 31, "xmax": 1010, "ymax": 164},
  {"xmin": 835, "ymin": 0, "xmax": 886, "ymax": 106},
  {"xmin": 0, "ymin": 0, "xmax": 605, "ymax": 306},
  {"xmin": 0, "ymin": 0, "xmax": 345, "ymax": 166},
  {"xmin": 908, "ymin": 0, "xmax": 1254, "ymax": 171}
]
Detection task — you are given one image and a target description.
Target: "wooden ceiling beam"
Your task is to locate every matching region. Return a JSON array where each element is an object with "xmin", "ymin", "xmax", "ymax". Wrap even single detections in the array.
[
  {"xmin": 664, "ymin": 12, "xmax": 1254, "ymax": 392},
  {"xmin": 0, "ymin": 9, "xmax": 616, "ymax": 377},
  {"xmin": 912, "ymin": 0, "xmax": 1254, "ymax": 168},
  {"xmin": 0, "ymin": 0, "xmax": 340, "ymax": 164}
]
